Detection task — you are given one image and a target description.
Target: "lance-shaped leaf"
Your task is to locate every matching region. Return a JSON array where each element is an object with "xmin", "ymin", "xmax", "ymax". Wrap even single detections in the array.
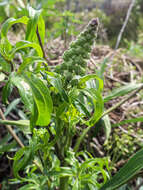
[
  {"xmin": 13, "ymin": 147, "xmax": 32, "ymax": 179},
  {"xmin": 26, "ymin": 6, "xmax": 45, "ymax": 45},
  {"xmin": 24, "ymin": 73, "xmax": 53, "ymax": 127},
  {"xmin": 46, "ymin": 71, "xmax": 69, "ymax": 102},
  {"xmin": 10, "ymin": 73, "xmax": 33, "ymax": 112},
  {"xmin": 100, "ymin": 148, "xmax": 143, "ymax": 190},
  {"xmin": 10, "ymin": 40, "xmax": 43, "ymax": 58},
  {"xmin": 1, "ymin": 16, "xmax": 29, "ymax": 39},
  {"xmin": 104, "ymin": 83, "xmax": 143, "ymax": 103},
  {"xmin": 18, "ymin": 56, "xmax": 47, "ymax": 74}
]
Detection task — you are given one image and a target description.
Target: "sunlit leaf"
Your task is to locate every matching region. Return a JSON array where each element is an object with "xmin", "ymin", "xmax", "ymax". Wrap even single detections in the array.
[
  {"xmin": 24, "ymin": 73, "xmax": 53, "ymax": 127},
  {"xmin": 104, "ymin": 83, "xmax": 143, "ymax": 103},
  {"xmin": 1, "ymin": 16, "xmax": 29, "ymax": 38},
  {"xmin": 100, "ymin": 148, "xmax": 143, "ymax": 190}
]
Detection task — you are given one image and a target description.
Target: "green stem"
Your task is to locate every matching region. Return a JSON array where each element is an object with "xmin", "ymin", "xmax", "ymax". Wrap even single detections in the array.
[
  {"xmin": 59, "ymin": 176, "xmax": 69, "ymax": 190},
  {"xmin": 74, "ymin": 125, "xmax": 91, "ymax": 153}
]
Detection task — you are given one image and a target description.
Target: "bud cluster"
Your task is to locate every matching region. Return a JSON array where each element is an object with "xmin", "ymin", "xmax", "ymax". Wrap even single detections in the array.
[{"xmin": 55, "ymin": 18, "xmax": 99, "ymax": 84}]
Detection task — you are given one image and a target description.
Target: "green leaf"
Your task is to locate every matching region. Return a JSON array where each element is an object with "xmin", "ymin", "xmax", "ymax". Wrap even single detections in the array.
[
  {"xmin": 96, "ymin": 58, "xmax": 108, "ymax": 80},
  {"xmin": 1, "ymin": 16, "xmax": 29, "ymax": 39},
  {"xmin": 100, "ymin": 148, "xmax": 143, "ymax": 190},
  {"xmin": 37, "ymin": 15, "xmax": 45, "ymax": 45},
  {"xmin": 104, "ymin": 83, "xmax": 143, "ymax": 103},
  {"xmin": 0, "ymin": 140, "xmax": 17, "ymax": 154},
  {"xmin": 10, "ymin": 40, "xmax": 43, "ymax": 58},
  {"xmin": 0, "ymin": 119, "xmax": 30, "ymax": 127},
  {"xmin": 24, "ymin": 73, "xmax": 53, "ymax": 127},
  {"xmin": 48, "ymin": 167, "xmax": 73, "ymax": 177},
  {"xmin": 26, "ymin": 6, "xmax": 41, "ymax": 42},
  {"xmin": 18, "ymin": 56, "xmax": 47, "ymax": 74},
  {"xmin": 82, "ymin": 88, "xmax": 104, "ymax": 126},
  {"xmin": 4, "ymin": 98, "xmax": 21, "ymax": 117},
  {"xmin": 13, "ymin": 147, "xmax": 32, "ymax": 179},
  {"xmin": 112, "ymin": 117, "xmax": 143, "ymax": 127},
  {"xmin": 102, "ymin": 115, "xmax": 111, "ymax": 145},
  {"xmin": 0, "ymin": 54, "xmax": 11, "ymax": 72},
  {"xmin": 19, "ymin": 184, "xmax": 37, "ymax": 190},
  {"xmin": 2, "ymin": 79, "xmax": 13, "ymax": 104},
  {"xmin": 73, "ymin": 97, "xmax": 91, "ymax": 118},
  {"xmin": 0, "ymin": 38, "xmax": 12, "ymax": 60},
  {"xmin": 96, "ymin": 58, "xmax": 107, "ymax": 89},
  {"xmin": 26, "ymin": 6, "xmax": 45, "ymax": 45},
  {"xmin": 78, "ymin": 74, "xmax": 104, "ymax": 92},
  {"xmin": 46, "ymin": 71, "xmax": 69, "ymax": 102},
  {"xmin": 10, "ymin": 73, "xmax": 33, "ymax": 111}
]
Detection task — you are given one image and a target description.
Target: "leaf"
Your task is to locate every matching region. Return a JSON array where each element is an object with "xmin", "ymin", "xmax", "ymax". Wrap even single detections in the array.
[
  {"xmin": 18, "ymin": 56, "xmax": 47, "ymax": 74},
  {"xmin": 10, "ymin": 40, "xmax": 43, "ymax": 58},
  {"xmin": 0, "ymin": 140, "xmax": 17, "ymax": 154},
  {"xmin": 1, "ymin": 16, "xmax": 29, "ymax": 39},
  {"xmin": 0, "ymin": 119, "xmax": 30, "ymax": 127},
  {"xmin": 37, "ymin": 15, "xmax": 45, "ymax": 45},
  {"xmin": 10, "ymin": 73, "xmax": 33, "ymax": 111},
  {"xmin": 24, "ymin": 73, "xmax": 53, "ymax": 127},
  {"xmin": 26, "ymin": 6, "xmax": 41, "ymax": 42},
  {"xmin": 0, "ymin": 37, "xmax": 12, "ymax": 60},
  {"xmin": 26, "ymin": 6, "xmax": 45, "ymax": 45},
  {"xmin": 104, "ymin": 83, "xmax": 143, "ymax": 103},
  {"xmin": 19, "ymin": 184, "xmax": 37, "ymax": 190},
  {"xmin": 46, "ymin": 71, "xmax": 69, "ymax": 102},
  {"xmin": 78, "ymin": 74, "xmax": 104, "ymax": 92},
  {"xmin": 102, "ymin": 115, "xmax": 111, "ymax": 145},
  {"xmin": 112, "ymin": 117, "xmax": 143, "ymax": 127},
  {"xmin": 100, "ymin": 148, "xmax": 143, "ymax": 190},
  {"xmin": 82, "ymin": 88, "xmax": 104, "ymax": 126},
  {"xmin": 2, "ymin": 79, "xmax": 13, "ymax": 104},
  {"xmin": 13, "ymin": 147, "xmax": 32, "ymax": 179},
  {"xmin": 0, "ymin": 133, "xmax": 16, "ymax": 154},
  {"xmin": 96, "ymin": 58, "xmax": 108, "ymax": 80},
  {"xmin": 96, "ymin": 58, "xmax": 108, "ymax": 89},
  {"xmin": 48, "ymin": 167, "xmax": 73, "ymax": 177},
  {"xmin": 73, "ymin": 97, "xmax": 91, "ymax": 118},
  {"xmin": 0, "ymin": 54, "xmax": 11, "ymax": 72},
  {"xmin": 4, "ymin": 98, "xmax": 21, "ymax": 117}
]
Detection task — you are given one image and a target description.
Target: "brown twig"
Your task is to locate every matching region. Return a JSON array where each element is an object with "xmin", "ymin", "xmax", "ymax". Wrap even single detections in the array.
[
  {"xmin": 115, "ymin": 0, "xmax": 136, "ymax": 50},
  {"xmin": 36, "ymin": 27, "xmax": 46, "ymax": 59},
  {"xmin": 0, "ymin": 108, "xmax": 45, "ymax": 173},
  {"xmin": 0, "ymin": 108, "xmax": 24, "ymax": 148},
  {"xmin": 0, "ymin": 70, "xmax": 9, "ymax": 76}
]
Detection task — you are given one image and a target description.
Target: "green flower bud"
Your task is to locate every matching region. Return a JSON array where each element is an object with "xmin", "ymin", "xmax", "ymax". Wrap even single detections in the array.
[{"xmin": 54, "ymin": 18, "xmax": 99, "ymax": 86}]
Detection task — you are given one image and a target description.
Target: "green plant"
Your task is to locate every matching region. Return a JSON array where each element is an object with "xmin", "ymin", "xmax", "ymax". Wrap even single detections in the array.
[
  {"xmin": 0, "ymin": 7, "xmax": 110, "ymax": 189},
  {"xmin": 1, "ymin": 4, "xmax": 143, "ymax": 190}
]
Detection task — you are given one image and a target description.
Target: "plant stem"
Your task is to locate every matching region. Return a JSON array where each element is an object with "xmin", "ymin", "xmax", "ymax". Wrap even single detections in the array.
[
  {"xmin": 59, "ymin": 176, "xmax": 69, "ymax": 190},
  {"xmin": 74, "ymin": 85, "xmax": 143, "ymax": 153},
  {"xmin": 74, "ymin": 125, "xmax": 91, "ymax": 153}
]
